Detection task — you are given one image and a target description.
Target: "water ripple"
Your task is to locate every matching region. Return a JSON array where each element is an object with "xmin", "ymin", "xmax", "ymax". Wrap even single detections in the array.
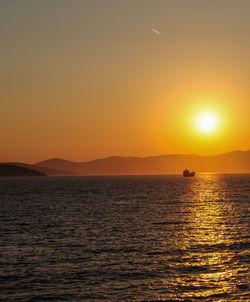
[{"xmin": 0, "ymin": 174, "xmax": 249, "ymax": 301}]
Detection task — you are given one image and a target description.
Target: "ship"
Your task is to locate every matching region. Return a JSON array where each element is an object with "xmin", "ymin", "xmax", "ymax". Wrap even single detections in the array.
[{"xmin": 183, "ymin": 169, "xmax": 195, "ymax": 177}]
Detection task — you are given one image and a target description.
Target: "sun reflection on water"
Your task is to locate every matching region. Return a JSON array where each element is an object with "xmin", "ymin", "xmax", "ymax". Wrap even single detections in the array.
[{"xmin": 159, "ymin": 175, "xmax": 246, "ymax": 300}]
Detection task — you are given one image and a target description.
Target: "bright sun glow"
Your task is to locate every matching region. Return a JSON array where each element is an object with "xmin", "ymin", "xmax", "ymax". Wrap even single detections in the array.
[{"xmin": 196, "ymin": 112, "xmax": 218, "ymax": 133}]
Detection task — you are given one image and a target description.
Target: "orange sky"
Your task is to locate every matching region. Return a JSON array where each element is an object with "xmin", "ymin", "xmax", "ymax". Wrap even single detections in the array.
[{"xmin": 1, "ymin": 0, "xmax": 250, "ymax": 163}]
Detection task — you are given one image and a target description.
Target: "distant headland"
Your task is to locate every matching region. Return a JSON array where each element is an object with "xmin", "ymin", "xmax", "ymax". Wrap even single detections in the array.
[
  {"xmin": 1, "ymin": 150, "xmax": 250, "ymax": 176},
  {"xmin": 0, "ymin": 164, "xmax": 47, "ymax": 177}
]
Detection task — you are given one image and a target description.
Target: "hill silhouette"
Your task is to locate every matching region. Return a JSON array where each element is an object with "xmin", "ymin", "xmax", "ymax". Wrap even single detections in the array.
[
  {"xmin": 2, "ymin": 150, "xmax": 249, "ymax": 176},
  {"xmin": 33, "ymin": 150, "xmax": 250, "ymax": 175},
  {"xmin": 5, "ymin": 162, "xmax": 75, "ymax": 176},
  {"xmin": 0, "ymin": 164, "xmax": 46, "ymax": 177}
]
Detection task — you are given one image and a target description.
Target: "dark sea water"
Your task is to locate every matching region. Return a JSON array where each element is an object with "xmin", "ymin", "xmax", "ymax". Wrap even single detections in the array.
[{"xmin": 0, "ymin": 174, "xmax": 249, "ymax": 301}]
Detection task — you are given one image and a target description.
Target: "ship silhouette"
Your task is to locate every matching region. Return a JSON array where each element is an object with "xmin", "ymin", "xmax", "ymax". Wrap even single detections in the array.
[{"xmin": 183, "ymin": 169, "xmax": 195, "ymax": 177}]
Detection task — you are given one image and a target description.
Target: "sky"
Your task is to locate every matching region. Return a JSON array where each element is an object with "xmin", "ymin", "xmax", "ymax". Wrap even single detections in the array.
[{"xmin": 1, "ymin": 0, "xmax": 250, "ymax": 163}]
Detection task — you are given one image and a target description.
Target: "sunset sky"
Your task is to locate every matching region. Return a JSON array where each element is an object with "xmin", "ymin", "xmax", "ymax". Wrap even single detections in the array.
[{"xmin": 1, "ymin": 0, "xmax": 250, "ymax": 163}]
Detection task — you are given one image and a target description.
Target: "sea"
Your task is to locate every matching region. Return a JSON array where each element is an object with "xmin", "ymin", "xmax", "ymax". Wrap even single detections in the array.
[{"xmin": 0, "ymin": 174, "xmax": 249, "ymax": 301}]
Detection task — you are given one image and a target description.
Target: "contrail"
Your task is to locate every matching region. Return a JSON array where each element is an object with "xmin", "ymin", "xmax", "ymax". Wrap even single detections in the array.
[{"xmin": 150, "ymin": 27, "xmax": 160, "ymax": 35}]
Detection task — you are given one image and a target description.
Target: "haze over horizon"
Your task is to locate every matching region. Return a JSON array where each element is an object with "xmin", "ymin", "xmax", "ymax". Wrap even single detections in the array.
[
  {"xmin": 2, "ymin": 149, "xmax": 250, "ymax": 166},
  {"xmin": 1, "ymin": 0, "xmax": 250, "ymax": 163},
  {"xmin": 29, "ymin": 148, "xmax": 250, "ymax": 165}
]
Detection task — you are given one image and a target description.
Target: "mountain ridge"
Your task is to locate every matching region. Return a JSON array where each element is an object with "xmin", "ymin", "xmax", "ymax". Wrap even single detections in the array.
[
  {"xmin": 2, "ymin": 150, "xmax": 250, "ymax": 176},
  {"xmin": 34, "ymin": 150, "xmax": 250, "ymax": 175}
]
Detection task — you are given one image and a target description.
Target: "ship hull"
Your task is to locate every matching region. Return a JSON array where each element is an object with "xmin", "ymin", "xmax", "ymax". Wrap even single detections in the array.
[{"xmin": 183, "ymin": 173, "xmax": 195, "ymax": 177}]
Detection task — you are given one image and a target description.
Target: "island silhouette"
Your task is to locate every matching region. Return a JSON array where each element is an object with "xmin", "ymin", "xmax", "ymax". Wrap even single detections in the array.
[
  {"xmin": 0, "ymin": 164, "xmax": 46, "ymax": 177},
  {"xmin": 1, "ymin": 150, "xmax": 249, "ymax": 176}
]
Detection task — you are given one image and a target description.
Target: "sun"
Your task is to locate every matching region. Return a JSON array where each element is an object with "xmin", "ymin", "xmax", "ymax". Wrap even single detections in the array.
[{"xmin": 196, "ymin": 112, "xmax": 218, "ymax": 133}]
